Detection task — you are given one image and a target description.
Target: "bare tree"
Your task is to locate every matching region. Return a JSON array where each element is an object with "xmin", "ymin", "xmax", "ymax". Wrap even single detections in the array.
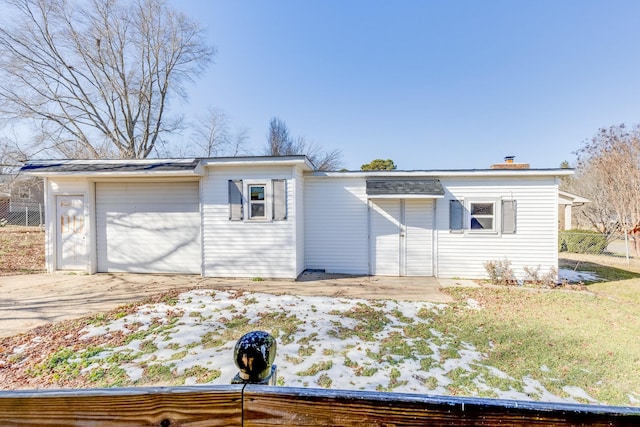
[
  {"xmin": 0, "ymin": 0, "xmax": 214, "ymax": 159},
  {"xmin": 562, "ymin": 162, "xmax": 616, "ymax": 234},
  {"xmin": 264, "ymin": 117, "xmax": 342, "ymax": 171},
  {"xmin": 572, "ymin": 124, "xmax": 640, "ymax": 253},
  {"xmin": 187, "ymin": 108, "xmax": 250, "ymax": 157}
]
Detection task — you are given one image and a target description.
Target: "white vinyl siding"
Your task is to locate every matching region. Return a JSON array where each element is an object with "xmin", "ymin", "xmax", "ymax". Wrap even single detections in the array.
[
  {"xmin": 305, "ymin": 177, "xmax": 369, "ymax": 275},
  {"xmin": 96, "ymin": 181, "xmax": 201, "ymax": 274},
  {"xmin": 203, "ymin": 165, "xmax": 297, "ymax": 279},
  {"xmin": 437, "ymin": 177, "xmax": 557, "ymax": 279}
]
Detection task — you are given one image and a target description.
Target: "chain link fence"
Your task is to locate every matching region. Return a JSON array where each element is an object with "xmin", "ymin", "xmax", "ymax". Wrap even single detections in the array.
[
  {"xmin": 559, "ymin": 230, "xmax": 639, "ymax": 264},
  {"xmin": 0, "ymin": 201, "xmax": 44, "ymax": 227}
]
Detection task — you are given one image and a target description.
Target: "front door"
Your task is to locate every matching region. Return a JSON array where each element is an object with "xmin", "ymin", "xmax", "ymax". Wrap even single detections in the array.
[
  {"xmin": 56, "ymin": 195, "xmax": 87, "ymax": 270},
  {"xmin": 369, "ymin": 199, "xmax": 433, "ymax": 276}
]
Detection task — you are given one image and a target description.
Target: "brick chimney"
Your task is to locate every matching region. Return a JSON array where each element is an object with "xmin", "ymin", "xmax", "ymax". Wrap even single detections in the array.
[{"xmin": 490, "ymin": 156, "xmax": 530, "ymax": 169}]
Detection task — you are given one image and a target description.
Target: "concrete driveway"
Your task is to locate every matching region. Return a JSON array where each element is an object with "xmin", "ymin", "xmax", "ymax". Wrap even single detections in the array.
[{"xmin": 0, "ymin": 272, "xmax": 464, "ymax": 338}]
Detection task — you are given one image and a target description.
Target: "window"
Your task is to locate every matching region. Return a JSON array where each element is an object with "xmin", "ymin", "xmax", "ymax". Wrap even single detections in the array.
[
  {"xmin": 249, "ymin": 184, "xmax": 266, "ymax": 219},
  {"xmin": 18, "ymin": 187, "xmax": 30, "ymax": 200},
  {"xmin": 448, "ymin": 198, "xmax": 517, "ymax": 234},
  {"xmin": 470, "ymin": 202, "xmax": 495, "ymax": 230},
  {"xmin": 228, "ymin": 179, "xmax": 287, "ymax": 221}
]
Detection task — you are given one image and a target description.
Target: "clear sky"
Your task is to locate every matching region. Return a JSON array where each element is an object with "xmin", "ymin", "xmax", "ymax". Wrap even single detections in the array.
[{"xmin": 169, "ymin": 0, "xmax": 640, "ymax": 171}]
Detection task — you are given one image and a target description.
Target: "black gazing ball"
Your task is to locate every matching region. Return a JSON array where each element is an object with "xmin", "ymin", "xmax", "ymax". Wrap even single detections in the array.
[{"xmin": 234, "ymin": 331, "xmax": 276, "ymax": 381}]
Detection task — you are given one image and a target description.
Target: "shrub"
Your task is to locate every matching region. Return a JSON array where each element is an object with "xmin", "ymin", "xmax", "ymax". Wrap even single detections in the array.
[
  {"xmin": 523, "ymin": 265, "xmax": 558, "ymax": 288},
  {"xmin": 559, "ymin": 230, "xmax": 608, "ymax": 254},
  {"xmin": 484, "ymin": 259, "xmax": 516, "ymax": 286}
]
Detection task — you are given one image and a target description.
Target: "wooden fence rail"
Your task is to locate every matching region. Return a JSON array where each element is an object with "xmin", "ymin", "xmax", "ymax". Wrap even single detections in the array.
[{"xmin": 1, "ymin": 384, "xmax": 639, "ymax": 426}]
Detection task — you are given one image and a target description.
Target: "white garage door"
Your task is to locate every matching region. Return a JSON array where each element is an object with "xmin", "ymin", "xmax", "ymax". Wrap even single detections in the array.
[{"xmin": 96, "ymin": 181, "xmax": 201, "ymax": 274}]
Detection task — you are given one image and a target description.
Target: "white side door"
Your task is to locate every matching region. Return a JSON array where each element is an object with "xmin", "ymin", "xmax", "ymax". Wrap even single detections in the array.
[
  {"xmin": 370, "ymin": 199, "xmax": 401, "ymax": 275},
  {"xmin": 370, "ymin": 199, "xmax": 434, "ymax": 276},
  {"xmin": 56, "ymin": 195, "xmax": 87, "ymax": 270},
  {"xmin": 405, "ymin": 199, "xmax": 434, "ymax": 276}
]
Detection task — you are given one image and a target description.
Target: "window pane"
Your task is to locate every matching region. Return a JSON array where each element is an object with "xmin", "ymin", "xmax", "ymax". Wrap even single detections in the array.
[
  {"xmin": 250, "ymin": 186, "xmax": 265, "ymax": 201},
  {"xmin": 251, "ymin": 203, "xmax": 265, "ymax": 218},
  {"xmin": 471, "ymin": 203, "xmax": 493, "ymax": 215},
  {"xmin": 471, "ymin": 217, "xmax": 493, "ymax": 229}
]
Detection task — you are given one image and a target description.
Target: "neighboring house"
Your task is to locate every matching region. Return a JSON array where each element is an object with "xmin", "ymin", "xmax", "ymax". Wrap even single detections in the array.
[
  {"xmin": 558, "ymin": 190, "xmax": 590, "ymax": 230},
  {"xmin": 0, "ymin": 173, "xmax": 45, "ymax": 224},
  {"xmin": 21, "ymin": 156, "xmax": 572, "ymax": 280}
]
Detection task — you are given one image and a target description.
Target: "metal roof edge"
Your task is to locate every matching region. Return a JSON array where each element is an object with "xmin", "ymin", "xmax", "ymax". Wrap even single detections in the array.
[
  {"xmin": 308, "ymin": 168, "xmax": 574, "ymax": 178},
  {"xmin": 199, "ymin": 155, "xmax": 314, "ymax": 170},
  {"xmin": 20, "ymin": 158, "xmax": 201, "ymax": 176}
]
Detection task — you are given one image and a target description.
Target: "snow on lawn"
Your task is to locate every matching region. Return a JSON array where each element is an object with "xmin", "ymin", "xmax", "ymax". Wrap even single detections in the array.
[{"xmin": 79, "ymin": 289, "xmax": 599, "ymax": 404}]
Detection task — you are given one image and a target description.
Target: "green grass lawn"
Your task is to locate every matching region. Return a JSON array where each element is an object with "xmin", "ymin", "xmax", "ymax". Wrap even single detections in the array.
[{"xmin": 439, "ymin": 282, "xmax": 640, "ymax": 405}]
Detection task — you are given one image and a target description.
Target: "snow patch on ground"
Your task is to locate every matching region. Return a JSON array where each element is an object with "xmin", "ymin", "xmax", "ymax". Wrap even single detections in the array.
[
  {"xmin": 75, "ymin": 290, "xmax": 605, "ymax": 404},
  {"xmin": 559, "ymin": 268, "xmax": 600, "ymax": 283}
]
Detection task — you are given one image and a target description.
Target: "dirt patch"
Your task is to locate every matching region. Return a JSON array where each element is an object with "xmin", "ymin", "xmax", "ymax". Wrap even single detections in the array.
[{"xmin": 0, "ymin": 226, "xmax": 45, "ymax": 276}]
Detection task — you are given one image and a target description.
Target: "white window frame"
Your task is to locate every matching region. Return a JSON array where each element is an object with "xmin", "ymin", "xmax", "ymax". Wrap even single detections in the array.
[
  {"xmin": 468, "ymin": 199, "xmax": 497, "ymax": 233},
  {"xmin": 449, "ymin": 197, "xmax": 517, "ymax": 235},
  {"xmin": 245, "ymin": 181, "xmax": 270, "ymax": 221}
]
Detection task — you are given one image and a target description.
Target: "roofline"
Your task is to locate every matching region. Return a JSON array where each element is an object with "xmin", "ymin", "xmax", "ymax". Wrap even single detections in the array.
[
  {"xmin": 559, "ymin": 190, "xmax": 590, "ymax": 204},
  {"xmin": 22, "ymin": 156, "xmax": 316, "ymax": 176},
  {"xmin": 20, "ymin": 158, "xmax": 202, "ymax": 177},
  {"xmin": 199, "ymin": 155, "xmax": 315, "ymax": 170},
  {"xmin": 308, "ymin": 168, "xmax": 574, "ymax": 178}
]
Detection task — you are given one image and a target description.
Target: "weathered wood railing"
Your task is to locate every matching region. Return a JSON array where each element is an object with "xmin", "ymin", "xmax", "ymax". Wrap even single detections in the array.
[
  {"xmin": 1, "ymin": 331, "xmax": 639, "ymax": 426},
  {"xmin": 1, "ymin": 385, "xmax": 640, "ymax": 426}
]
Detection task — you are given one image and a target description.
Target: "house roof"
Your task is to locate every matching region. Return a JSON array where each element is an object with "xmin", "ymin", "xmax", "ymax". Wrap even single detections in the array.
[
  {"xmin": 366, "ymin": 179, "xmax": 445, "ymax": 197},
  {"xmin": 21, "ymin": 159, "xmax": 201, "ymax": 176},
  {"xmin": 312, "ymin": 168, "xmax": 574, "ymax": 178},
  {"xmin": 558, "ymin": 190, "xmax": 590, "ymax": 205},
  {"xmin": 20, "ymin": 156, "xmax": 315, "ymax": 176},
  {"xmin": 20, "ymin": 157, "xmax": 575, "ymax": 179},
  {"xmin": 20, "ymin": 159, "xmax": 199, "ymax": 176}
]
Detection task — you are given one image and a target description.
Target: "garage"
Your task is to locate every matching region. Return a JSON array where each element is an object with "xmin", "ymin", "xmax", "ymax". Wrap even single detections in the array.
[{"xmin": 96, "ymin": 181, "xmax": 201, "ymax": 274}]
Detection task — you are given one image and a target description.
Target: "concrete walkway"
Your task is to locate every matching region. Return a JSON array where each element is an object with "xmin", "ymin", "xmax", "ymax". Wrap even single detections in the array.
[{"xmin": 0, "ymin": 272, "xmax": 471, "ymax": 338}]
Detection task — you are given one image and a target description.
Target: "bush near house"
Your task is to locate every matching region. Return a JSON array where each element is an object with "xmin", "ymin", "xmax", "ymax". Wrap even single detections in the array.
[{"xmin": 559, "ymin": 230, "xmax": 608, "ymax": 254}]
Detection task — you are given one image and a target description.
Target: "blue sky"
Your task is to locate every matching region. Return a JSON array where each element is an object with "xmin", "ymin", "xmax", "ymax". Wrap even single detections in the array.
[{"xmin": 170, "ymin": 0, "xmax": 640, "ymax": 170}]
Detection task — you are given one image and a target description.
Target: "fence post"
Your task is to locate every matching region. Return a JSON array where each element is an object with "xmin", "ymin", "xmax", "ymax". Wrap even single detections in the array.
[
  {"xmin": 625, "ymin": 230, "xmax": 630, "ymax": 264},
  {"xmin": 39, "ymin": 203, "xmax": 43, "ymax": 226},
  {"xmin": 25, "ymin": 206, "xmax": 28, "ymax": 226}
]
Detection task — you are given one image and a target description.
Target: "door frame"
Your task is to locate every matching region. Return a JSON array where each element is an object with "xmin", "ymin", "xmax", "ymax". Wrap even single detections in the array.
[{"xmin": 368, "ymin": 198, "xmax": 435, "ymax": 276}]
